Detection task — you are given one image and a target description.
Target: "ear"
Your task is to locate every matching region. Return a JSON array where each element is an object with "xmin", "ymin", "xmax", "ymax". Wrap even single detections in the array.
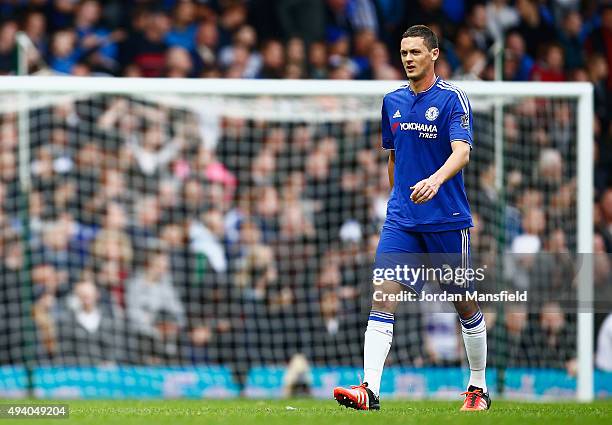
[{"xmin": 431, "ymin": 47, "xmax": 440, "ymax": 61}]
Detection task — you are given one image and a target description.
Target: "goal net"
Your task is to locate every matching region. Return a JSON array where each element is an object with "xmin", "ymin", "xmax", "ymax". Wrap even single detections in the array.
[{"xmin": 0, "ymin": 77, "xmax": 598, "ymax": 400}]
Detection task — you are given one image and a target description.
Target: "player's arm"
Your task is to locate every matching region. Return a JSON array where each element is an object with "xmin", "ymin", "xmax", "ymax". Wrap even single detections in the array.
[
  {"xmin": 410, "ymin": 141, "xmax": 470, "ymax": 204},
  {"xmin": 388, "ymin": 150, "xmax": 395, "ymax": 189},
  {"xmin": 381, "ymin": 99, "xmax": 395, "ymax": 190}
]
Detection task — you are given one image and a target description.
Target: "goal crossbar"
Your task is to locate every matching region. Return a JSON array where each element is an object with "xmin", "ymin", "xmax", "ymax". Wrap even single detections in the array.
[{"xmin": 0, "ymin": 76, "xmax": 593, "ymax": 97}]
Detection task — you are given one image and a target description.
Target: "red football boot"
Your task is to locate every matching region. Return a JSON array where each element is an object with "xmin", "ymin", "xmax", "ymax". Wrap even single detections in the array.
[
  {"xmin": 333, "ymin": 382, "xmax": 380, "ymax": 411},
  {"xmin": 460, "ymin": 385, "xmax": 492, "ymax": 411}
]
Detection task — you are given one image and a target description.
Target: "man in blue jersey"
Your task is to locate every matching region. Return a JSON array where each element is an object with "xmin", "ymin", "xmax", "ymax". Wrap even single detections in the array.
[{"xmin": 333, "ymin": 25, "xmax": 490, "ymax": 412}]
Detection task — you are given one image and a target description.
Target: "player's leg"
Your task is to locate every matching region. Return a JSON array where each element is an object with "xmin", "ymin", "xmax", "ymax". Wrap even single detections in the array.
[
  {"xmin": 453, "ymin": 297, "xmax": 490, "ymax": 410},
  {"xmin": 422, "ymin": 229, "xmax": 491, "ymax": 411},
  {"xmin": 454, "ymin": 297, "xmax": 487, "ymax": 394},
  {"xmin": 333, "ymin": 279, "xmax": 402, "ymax": 410},
  {"xmin": 363, "ymin": 279, "xmax": 403, "ymax": 398},
  {"xmin": 334, "ymin": 227, "xmax": 423, "ymax": 410}
]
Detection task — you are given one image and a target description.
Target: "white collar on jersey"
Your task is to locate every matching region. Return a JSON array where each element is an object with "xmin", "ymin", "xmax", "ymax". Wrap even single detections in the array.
[{"xmin": 408, "ymin": 75, "xmax": 439, "ymax": 95}]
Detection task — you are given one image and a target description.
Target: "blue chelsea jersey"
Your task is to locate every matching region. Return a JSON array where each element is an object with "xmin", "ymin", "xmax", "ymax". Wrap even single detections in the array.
[{"xmin": 381, "ymin": 76, "xmax": 474, "ymax": 232}]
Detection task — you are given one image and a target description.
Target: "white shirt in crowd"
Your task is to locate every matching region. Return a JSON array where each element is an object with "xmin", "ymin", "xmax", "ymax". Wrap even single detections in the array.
[{"xmin": 596, "ymin": 314, "xmax": 612, "ymax": 371}]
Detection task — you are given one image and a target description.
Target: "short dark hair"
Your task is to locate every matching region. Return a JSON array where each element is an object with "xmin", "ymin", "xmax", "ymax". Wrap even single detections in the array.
[{"xmin": 402, "ymin": 25, "xmax": 439, "ymax": 51}]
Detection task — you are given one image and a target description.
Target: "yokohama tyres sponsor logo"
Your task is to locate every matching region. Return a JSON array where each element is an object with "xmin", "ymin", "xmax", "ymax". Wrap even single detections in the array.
[{"xmin": 399, "ymin": 122, "xmax": 438, "ymax": 132}]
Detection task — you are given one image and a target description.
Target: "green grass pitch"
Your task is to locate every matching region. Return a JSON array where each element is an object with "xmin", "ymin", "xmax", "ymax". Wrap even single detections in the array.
[{"xmin": 2, "ymin": 399, "xmax": 611, "ymax": 425}]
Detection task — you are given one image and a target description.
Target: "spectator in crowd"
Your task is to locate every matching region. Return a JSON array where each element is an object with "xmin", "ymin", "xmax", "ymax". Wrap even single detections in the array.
[
  {"xmin": 536, "ymin": 148, "xmax": 564, "ymax": 194},
  {"xmin": 599, "ymin": 189, "xmax": 612, "ymax": 252},
  {"xmin": 486, "ymin": 0, "xmax": 519, "ymax": 43},
  {"xmin": 89, "ymin": 202, "xmax": 133, "ymax": 305},
  {"xmin": 234, "ymin": 219, "xmax": 277, "ymax": 302},
  {"xmin": 422, "ymin": 308, "xmax": 461, "ymax": 366},
  {"xmin": 558, "ymin": 10, "xmax": 586, "ymax": 71},
  {"xmin": 305, "ymin": 287, "xmax": 361, "ymax": 365},
  {"xmin": 530, "ymin": 43, "xmax": 566, "ymax": 81},
  {"xmin": 57, "ymin": 277, "xmax": 121, "ymax": 365},
  {"xmin": 164, "ymin": 46, "xmax": 193, "ymax": 77},
  {"xmin": 48, "ymin": 28, "xmax": 81, "ymax": 74},
  {"xmin": 512, "ymin": 207, "xmax": 546, "ymax": 255},
  {"xmin": 325, "ymin": 0, "xmax": 378, "ymax": 38},
  {"xmin": 453, "ymin": 48, "xmax": 487, "ymax": 80},
  {"xmin": 277, "ymin": 0, "xmax": 325, "ymax": 45},
  {"xmin": 129, "ymin": 195, "xmax": 161, "ymax": 255},
  {"xmin": 74, "ymin": 0, "xmax": 123, "ymax": 74},
  {"xmin": 531, "ymin": 302, "xmax": 576, "ymax": 374},
  {"xmin": 218, "ymin": 25, "xmax": 261, "ymax": 78},
  {"xmin": 32, "ymin": 289, "xmax": 58, "ymax": 361},
  {"xmin": 193, "ymin": 20, "xmax": 219, "ymax": 72},
  {"xmin": 85, "ymin": 169, "xmax": 130, "ymax": 218},
  {"xmin": 0, "ymin": 20, "xmax": 16, "ymax": 74},
  {"xmin": 190, "ymin": 208, "xmax": 229, "ymax": 275},
  {"xmin": 166, "ymin": 0, "xmax": 198, "ymax": 51},
  {"xmin": 30, "ymin": 261, "xmax": 71, "ymax": 361},
  {"xmin": 468, "ymin": 3, "xmax": 494, "ymax": 52},
  {"xmin": 504, "ymin": 31, "xmax": 534, "ymax": 81},
  {"xmin": 402, "ymin": 0, "xmax": 452, "ymax": 38},
  {"xmin": 596, "ymin": 313, "xmax": 612, "ymax": 371},
  {"xmin": 119, "ymin": 9, "xmax": 169, "ymax": 77},
  {"xmin": 35, "ymin": 212, "xmax": 83, "ymax": 283},
  {"xmin": 511, "ymin": 0, "xmax": 555, "ymax": 59},
  {"xmin": 367, "ymin": 40, "xmax": 400, "ymax": 79},
  {"xmin": 0, "ymin": 230, "xmax": 24, "ymax": 364},
  {"xmin": 190, "ymin": 146, "xmax": 237, "ymax": 204},
  {"xmin": 126, "ymin": 120, "xmax": 184, "ymax": 180},
  {"xmin": 180, "ymin": 177, "xmax": 206, "ymax": 220},
  {"xmin": 307, "ymin": 41, "xmax": 328, "ymax": 78},
  {"xmin": 257, "ymin": 39, "xmax": 285, "ymax": 79},
  {"xmin": 593, "ymin": 233, "xmax": 612, "ymax": 294},
  {"xmin": 586, "ymin": 4, "xmax": 612, "ymax": 90},
  {"xmin": 126, "ymin": 244, "xmax": 186, "ymax": 363},
  {"xmin": 500, "ymin": 304, "xmax": 531, "ymax": 367},
  {"xmin": 588, "ymin": 53, "xmax": 609, "ymax": 136}
]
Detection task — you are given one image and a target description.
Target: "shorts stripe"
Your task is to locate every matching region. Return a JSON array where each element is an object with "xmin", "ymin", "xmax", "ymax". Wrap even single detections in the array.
[{"xmin": 461, "ymin": 228, "xmax": 468, "ymax": 270}]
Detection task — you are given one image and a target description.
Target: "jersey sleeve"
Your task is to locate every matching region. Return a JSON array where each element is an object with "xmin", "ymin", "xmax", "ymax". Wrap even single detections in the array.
[
  {"xmin": 381, "ymin": 99, "xmax": 394, "ymax": 150},
  {"xmin": 448, "ymin": 91, "xmax": 473, "ymax": 147}
]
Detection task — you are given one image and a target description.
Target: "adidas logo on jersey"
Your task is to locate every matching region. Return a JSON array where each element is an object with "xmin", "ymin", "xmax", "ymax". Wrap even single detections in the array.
[{"xmin": 393, "ymin": 110, "xmax": 401, "ymax": 118}]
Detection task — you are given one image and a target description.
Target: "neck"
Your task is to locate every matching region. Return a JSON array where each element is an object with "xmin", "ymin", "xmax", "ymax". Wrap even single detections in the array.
[{"xmin": 410, "ymin": 72, "xmax": 437, "ymax": 94}]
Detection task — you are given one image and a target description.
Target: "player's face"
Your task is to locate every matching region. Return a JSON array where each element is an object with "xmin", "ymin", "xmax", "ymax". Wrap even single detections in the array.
[{"xmin": 400, "ymin": 37, "xmax": 439, "ymax": 81}]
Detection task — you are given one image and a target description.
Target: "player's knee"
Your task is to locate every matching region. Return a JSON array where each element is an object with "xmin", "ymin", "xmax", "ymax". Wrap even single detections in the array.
[
  {"xmin": 453, "ymin": 299, "xmax": 479, "ymax": 320},
  {"xmin": 370, "ymin": 290, "xmax": 398, "ymax": 313}
]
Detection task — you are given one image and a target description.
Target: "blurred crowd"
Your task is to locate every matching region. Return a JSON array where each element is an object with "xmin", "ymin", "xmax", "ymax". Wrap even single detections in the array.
[
  {"xmin": 0, "ymin": 0, "xmax": 610, "ymax": 385},
  {"xmin": 0, "ymin": 93, "xmax": 606, "ymax": 380},
  {"xmin": 0, "ymin": 0, "xmax": 609, "ymax": 85}
]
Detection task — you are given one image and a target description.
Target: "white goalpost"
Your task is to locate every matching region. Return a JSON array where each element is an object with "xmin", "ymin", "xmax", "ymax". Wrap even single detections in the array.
[{"xmin": 0, "ymin": 76, "xmax": 594, "ymax": 401}]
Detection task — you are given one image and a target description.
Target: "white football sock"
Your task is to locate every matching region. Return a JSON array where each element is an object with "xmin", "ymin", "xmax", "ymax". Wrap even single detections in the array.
[
  {"xmin": 363, "ymin": 310, "xmax": 394, "ymax": 397},
  {"xmin": 460, "ymin": 310, "xmax": 488, "ymax": 392}
]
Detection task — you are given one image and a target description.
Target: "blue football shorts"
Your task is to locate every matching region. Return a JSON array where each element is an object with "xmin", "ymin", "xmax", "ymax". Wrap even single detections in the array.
[{"xmin": 373, "ymin": 225, "xmax": 475, "ymax": 295}]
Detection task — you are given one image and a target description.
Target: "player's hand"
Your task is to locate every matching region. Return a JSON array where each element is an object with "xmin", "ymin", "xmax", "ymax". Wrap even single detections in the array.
[{"xmin": 410, "ymin": 176, "xmax": 442, "ymax": 204}]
